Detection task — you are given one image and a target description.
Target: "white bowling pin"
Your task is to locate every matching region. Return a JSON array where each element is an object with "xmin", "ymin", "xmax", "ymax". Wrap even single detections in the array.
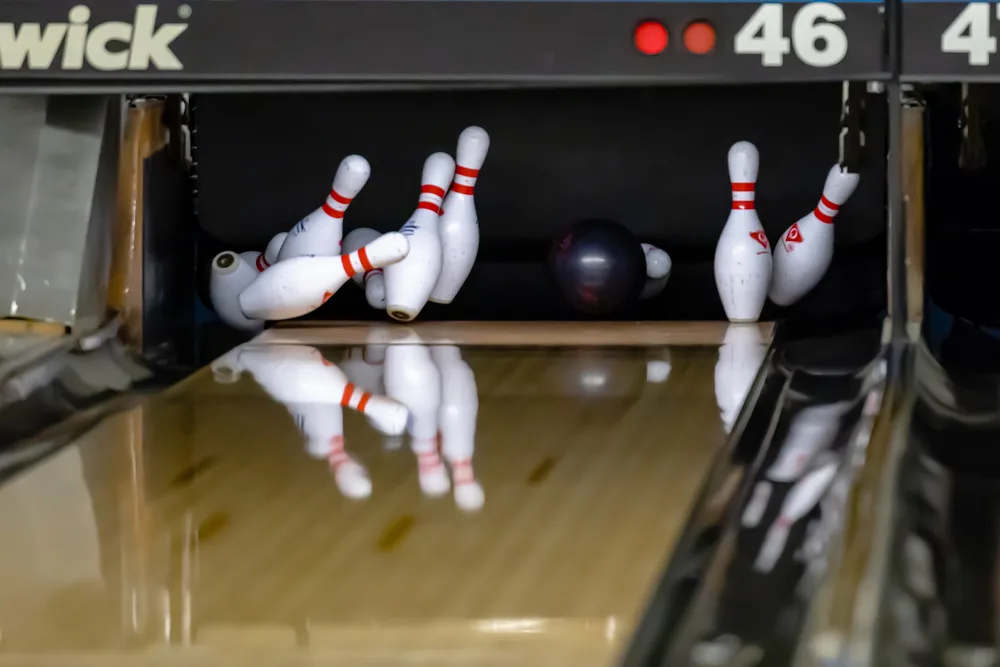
[
  {"xmin": 295, "ymin": 404, "xmax": 372, "ymax": 501},
  {"xmin": 277, "ymin": 155, "xmax": 371, "ymax": 261},
  {"xmin": 641, "ymin": 243, "xmax": 672, "ymax": 280},
  {"xmin": 431, "ymin": 345, "xmax": 484, "ymax": 512},
  {"xmin": 209, "ymin": 252, "xmax": 265, "ymax": 333},
  {"xmin": 755, "ymin": 458, "xmax": 838, "ymax": 573},
  {"xmin": 767, "ymin": 402, "xmax": 848, "ymax": 482},
  {"xmin": 715, "ymin": 324, "xmax": 766, "ymax": 434},
  {"xmin": 239, "ymin": 232, "xmax": 409, "ymax": 321},
  {"xmin": 237, "ymin": 344, "xmax": 409, "ymax": 437},
  {"xmin": 242, "ymin": 232, "xmax": 291, "ymax": 273},
  {"xmin": 770, "ymin": 165, "xmax": 860, "ymax": 306},
  {"xmin": 342, "ymin": 227, "xmax": 387, "ymax": 309},
  {"xmin": 714, "ymin": 141, "xmax": 772, "ymax": 323},
  {"xmin": 430, "ymin": 126, "xmax": 490, "ymax": 304},
  {"xmin": 384, "ymin": 152, "xmax": 455, "ymax": 321},
  {"xmin": 383, "ymin": 330, "xmax": 449, "ymax": 497}
]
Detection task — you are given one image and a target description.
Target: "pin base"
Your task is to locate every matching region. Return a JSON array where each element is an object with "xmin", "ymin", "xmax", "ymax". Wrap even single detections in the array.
[
  {"xmin": 387, "ymin": 307, "xmax": 417, "ymax": 322},
  {"xmin": 428, "ymin": 297, "xmax": 453, "ymax": 305}
]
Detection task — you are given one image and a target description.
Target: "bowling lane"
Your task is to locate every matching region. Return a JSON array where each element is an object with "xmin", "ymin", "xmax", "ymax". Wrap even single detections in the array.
[{"xmin": 0, "ymin": 323, "xmax": 771, "ymax": 666}]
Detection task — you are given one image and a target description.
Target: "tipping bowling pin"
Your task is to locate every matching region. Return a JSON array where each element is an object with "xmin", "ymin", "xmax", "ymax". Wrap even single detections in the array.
[
  {"xmin": 715, "ymin": 141, "xmax": 772, "ymax": 323},
  {"xmin": 239, "ymin": 232, "xmax": 409, "ymax": 321},
  {"xmin": 431, "ymin": 345, "xmax": 485, "ymax": 512},
  {"xmin": 384, "ymin": 152, "xmax": 455, "ymax": 321},
  {"xmin": 343, "ymin": 228, "xmax": 388, "ymax": 309},
  {"xmin": 210, "ymin": 252, "xmax": 265, "ymax": 333},
  {"xmin": 769, "ymin": 165, "xmax": 860, "ymax": 306},
  {"xmin": 277, "ymin": 155, "xmax": 371, "ymax": 261},
  {"xmin": 430, "ymin": 126, "xmax": 490, "ymax": 304}
]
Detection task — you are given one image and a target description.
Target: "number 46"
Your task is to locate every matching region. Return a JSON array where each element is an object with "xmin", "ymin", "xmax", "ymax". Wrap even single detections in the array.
[
  {"xmin": 942, "ymin": 3, "xmax": 1000, "ymax": 66},
  {"xmin": 734, "ymin": 2, "xmax": 849, "ymax": 68}
]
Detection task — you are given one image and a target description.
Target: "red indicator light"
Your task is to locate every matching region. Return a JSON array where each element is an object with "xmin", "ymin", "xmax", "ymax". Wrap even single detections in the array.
[
  {"xmin": 634, "ymin": 20, "xmax": 668, "ymax": 56},
  {"xmin": 683, "ymin": 21, "xmax": 716, "ymax": 55}
]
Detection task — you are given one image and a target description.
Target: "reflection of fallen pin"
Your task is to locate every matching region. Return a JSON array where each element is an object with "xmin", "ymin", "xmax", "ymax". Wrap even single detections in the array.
[
  {"xmin": 741, "ymin": 480, "xmax": 772, "ymax": 528},
  {"xmin": 690, "ymin": 634, "xmax": 764, "ymax": 667},
  {"xmin": 767, "ymin": 402, "xmax": 850, "ymax": 483}
]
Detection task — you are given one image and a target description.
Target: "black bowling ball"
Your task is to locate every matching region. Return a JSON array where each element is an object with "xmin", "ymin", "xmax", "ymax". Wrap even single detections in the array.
[{"xmin": 548, "ymin": 219, "xmax": 646, "ymax": 315}]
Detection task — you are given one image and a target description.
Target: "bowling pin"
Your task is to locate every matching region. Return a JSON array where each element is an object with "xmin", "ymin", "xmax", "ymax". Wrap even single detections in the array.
[
  {"xmin": 642, "ymin": 243, "xmax": 672, "ymax": 280},
  {"xmin": 239, "ymin": 232, "xmax": 409, "ymax": 321},
  {"xmin": 767, "ymin": 402, "xmax": 848, "ymax": 483},
  {"xmin": 340, "ymin": 343, "xmax": 393, "ymax": 440},
  {"xmin": 277, "ymin": 155, "xmax": 371, "ymax": 261},
  {"xmin": 430, "ymin": 126, "xmax": 491, "ymax": 304},
  {"xmin": 754, "ymin": 458, "xmax": 838, "ymax": 573},
  {"xmin": 209, "ymin": 252, "xmax": 265, "ymax": 333},
  {"xmin": 342, "ymin": 228, "xmax": 387, "ymax": 309},
  {"xmin": 384, "ymin": 152, "xmax": 455, "ymax": 321},
  {"xmin": 383, "ymin": 329, "xmax": 449, "ymax": 497},
  {"xmin": 241, "ymin": 232, "xmax": 290, "ymax": 273},
  {"xmin": 715, "ymin": 141, "xmax": 772, "ymax": 323},
  {"xmin": 297, "ymin": 404, "xmax": 372, "ymax": 500},
  {"xmin": 237, "ymin": 344, "xmax": 409, "ymax": 437},
  {"xmin": 715, "ymin": 324, "xmax": 766, "ymax": 434},
  {"xmin": 769, "ymin": 165, "xmax": 860, "ymax": 306},
  {"xmin": 431, "ymin": 345, "xmax": 484, "ymax": 512}
]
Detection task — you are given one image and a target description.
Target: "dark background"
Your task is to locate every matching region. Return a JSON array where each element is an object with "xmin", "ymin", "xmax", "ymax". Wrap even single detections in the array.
[{"xmin": 192, "ymin": 83, "xmax": 888, "ymax": 324}]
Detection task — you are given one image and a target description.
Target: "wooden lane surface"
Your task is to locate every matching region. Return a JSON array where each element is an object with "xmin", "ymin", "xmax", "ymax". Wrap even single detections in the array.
[
  {"xmin": 0, "ymin": 328, "xmax": 771, "ymax": 665},
  {"xmin": 256, "ymin": 321, "xmax": 774, "ymax": 347}
]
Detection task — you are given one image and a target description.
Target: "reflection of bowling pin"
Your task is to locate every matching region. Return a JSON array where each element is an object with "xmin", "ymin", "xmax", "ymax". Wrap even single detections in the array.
[
  {"xmin": 384, "ymin": 152, "xmax": 455, "ymax": 322},
  {"xmin": 342, "ymin": 228, "xmax": 387, "ymax": 309},
  {"xmin": 383, "ymin": 330, "xmax": 449, "ymax": 496},
  {"xmin": 755, "ymin": 458, "xmax": 838, "ymax": 573},
  {"xmin": 770, "ymin": 165, "xmax": 860, "ymax": 306},
  {"xmin": 715, "ymin": 324, "xmax": 766, "ymax": 434},
  {"xmin": 278, "ymin": 155, "xmax": 371, "ymax": 261},
  {"xmin": 431, "ymin": 345, "xmax": 484, "ymax": 512},
  {"xmin": 715, "ymin": 141, "xmax": 771, "ymax": 323},
  {"xmin": 431, "ymin": 126, "xmax": 490, "ymax": 304},
  {"xmin": 295, "ymin": 403, "xmax": 372, "ymax": 500},
  {"xmin": 646, "ymin": 348, "xmax": 672, "ymax": 384},
  {"xmin": 767, "ymin": 402, "xmax": 848, "ymax": 482},
  {"xmin": 238, "ymin": 232, "xmax": 409, "ymax": 321},
  {"xmin": 209, "ymin": 252, "xmax": 264, "ymax": 333},
  {"xmin": 236, "ymin": 344, "xmax": 409, "ymax": 436}
]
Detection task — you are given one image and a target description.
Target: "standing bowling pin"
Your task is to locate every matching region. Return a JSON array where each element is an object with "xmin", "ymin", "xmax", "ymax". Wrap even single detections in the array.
[
  {"xmin": 431, "ymin": 345, "xmax": 484, "ymax": 512},
  {"xmin": 431, "ymin": 126, "xmax": 490, "ymax": 304},
  {"xmin": 239, "ymin": 232, "xmax": 409, "ymax": 321},
  {"xmin": 715, "ymin": 141, "xmax": 772, "ymax": 323},
  {"xmin": 241, "ymin": 232, "xmax": 286, "ymax": 273},
  {"xmin": 277, "ymin": 155, "xmax": 371, "ymax": 261},
  {"xmin": 210, "ymin": 252, "xmax": 264, "ymax": 333},
  {"xmin": 769, "ymin": 165, "xmax": 860, "ymax": 306},
  {"xmin": 343, "ymin": 228, "xmax": 387, "ymax": 309},
  {"xmin": 384, "ymin": 152, "xmax": 454, "ymax": 321}
]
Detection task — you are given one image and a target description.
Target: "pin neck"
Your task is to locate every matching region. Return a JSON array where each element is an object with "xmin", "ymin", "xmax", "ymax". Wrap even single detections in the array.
[
  {"xmin": 451, "ymin": 165, "xmax": 479, "ymax": 196},
  {"xmin": 731, "ymin": 182, "xmax": 755, "ymax": 210},
  {"xmin": 418, "ymin": 184, "xmax": 446, "ymax": 214},
  {"xmin": 813, "ymin": 194, "xmax": 840, "ymax": 224},
  {"xmin": 322, "ymin": 188, "xmax": 352, "ymax": 219}
]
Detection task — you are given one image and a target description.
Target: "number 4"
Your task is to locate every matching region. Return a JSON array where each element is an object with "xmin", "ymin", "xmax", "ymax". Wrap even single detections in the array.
[
  {"xmin": 941, "ymin": 3, "xmax": 997, "ymax": 66},
  {"xmin": 735, "ymin": 4, "xmax": 791, "ymax": 66}
]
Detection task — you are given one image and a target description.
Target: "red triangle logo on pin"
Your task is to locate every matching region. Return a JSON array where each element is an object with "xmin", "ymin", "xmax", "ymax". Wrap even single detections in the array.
[
  {"xmin": 749, "ymin": 230, "xmax": 769, "ymax": 249},
  {"xmin": 785, "ymin": 224, "xmax": 803, "ymax": 244},
  {"xmin": 322, "ymin": 291, "xmax": 334, "ymax": 304}
]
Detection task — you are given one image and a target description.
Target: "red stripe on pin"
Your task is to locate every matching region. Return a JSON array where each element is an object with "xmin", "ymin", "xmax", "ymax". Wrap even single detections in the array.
[
  {"xmin": 731, "ymin": 182, "xmax": 754, "ymax": 192},
  {"xmin": 455, "ymin": 165, "xmax": 479, "ymax": 178},
  {"xmin": 341, "ymin": 253, "xmax": 356, "ymax": 277},
  {"xmin": 322, "ymin": 203, "xmax": 345, "ymax": 218},
  {"xmin": 256, "ymin": 254, "xmax": 269, "ymax": 271},
  {"xmin": 418, "ymin": 201, "xmax": 442, "ymax": 214},
  {"xmin": 820, "ymin": 195, "xmax": 839, "ymax": 210},
  {"xmin": 814, "ymin": 208, "xmax": 834, "ymax": 223},
  {"xmin": 732, "ymin": 201, "xmax": 755, "ymax": 210},
  {"xmin": 357, "ymin": 392, "xmax": 370, "ymax": 412},
  {"xmin": 329, "ymin": 189, "xmax": 352, "ymax": 205},
  {"xmin": 451, "ymin": 182, "xmax": 474, "ymax": 195},
  {"xmin": 358, "ymin": 247, "xmax": 373, "ymax": 272},
  {"xmin": 340, "ymin": 384, "xmax": 355, "ymax": 407},
  {"xmin": 422, "ymin": 184, "xmax": 446, "ymax": 198}
]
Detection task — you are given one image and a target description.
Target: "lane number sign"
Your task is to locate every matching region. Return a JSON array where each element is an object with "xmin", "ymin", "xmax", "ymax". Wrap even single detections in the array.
[
  {"xmin": 941, "ymin": 3, "xmax": 1000, "ymax": 65},
  {"xmin": 734, "ymin": 2, "xmax": 849, "ymax": 67}
]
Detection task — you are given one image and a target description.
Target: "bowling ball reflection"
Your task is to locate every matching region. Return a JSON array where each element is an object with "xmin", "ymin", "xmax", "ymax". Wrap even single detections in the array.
[{"xmin": 548, "ymin": 218, "xmax": 646, "ymax": 315}]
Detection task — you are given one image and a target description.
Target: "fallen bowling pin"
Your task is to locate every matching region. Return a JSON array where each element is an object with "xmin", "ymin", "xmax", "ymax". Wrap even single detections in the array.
[
  {"xmin": 642, "ymin": 243, "xmax": 672, "ymax": 280},
  {"xmin": 384, "ymin": 152, "xmax": 455, "ymax": 321},
  {"xmin": 715, "ymin": 141, "xmax": 772, "ymax": 323},
  {"xmin": 277, "ymin": 154, "xmax": 371, "ymax": 261},
  {"xmin": 210, "ymin": 252, "xmax": 265, "ymax": 333},
  {"xmin": 770, "ymin": 165, "xmax": 860, "ymax": 306},
  {"xmin": 431, "ymin": 126, "xmax": 491, "ymax": 305},
  {"xmin": 237, "ymin": 343, "xmax": 409, "ymax": 437},
  {"xmin": 343, "ymin": 227, "xmax": 387, "ymax": 309},
  {"xmin": 239, "ymin": 232, "xmax": 409, "ymax": 321}
]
